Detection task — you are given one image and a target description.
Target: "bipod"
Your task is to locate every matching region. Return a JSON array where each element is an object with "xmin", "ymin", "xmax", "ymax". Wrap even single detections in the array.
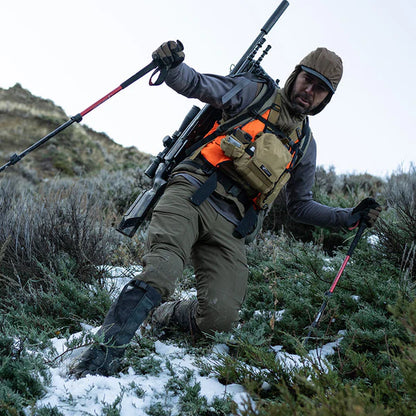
[{"xmin": 303, "ymin": 222, "xmax": 367, "ymax": 346}]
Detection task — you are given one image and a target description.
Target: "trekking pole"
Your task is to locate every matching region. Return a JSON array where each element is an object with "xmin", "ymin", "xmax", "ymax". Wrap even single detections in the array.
[
  {"xmin": 0, "ymin": 60, "xmax": 161, "ymax": 174},
  {"xmin": 303, "ymin": 222, "xmax": 367, "ymax": 346}
]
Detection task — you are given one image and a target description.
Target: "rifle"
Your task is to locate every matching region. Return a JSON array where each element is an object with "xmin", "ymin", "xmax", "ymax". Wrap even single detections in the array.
[{"xmin": 116, "ymin": 0, "xmax": 290, "ymax": 238}]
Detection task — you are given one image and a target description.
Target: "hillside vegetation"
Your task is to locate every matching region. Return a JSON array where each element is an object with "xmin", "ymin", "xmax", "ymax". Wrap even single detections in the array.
[
  {"xmin": 0, "ymin": 84, "xmax": 150, "ymax": 179},
  {"xmin": 0, "ymin": 86, "xmax": 415, "ymax": 415}
]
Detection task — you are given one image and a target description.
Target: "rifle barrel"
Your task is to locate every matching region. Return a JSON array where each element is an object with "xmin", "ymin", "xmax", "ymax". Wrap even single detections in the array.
[
  {"xmin": 233, "ymin": 0, "xmax": 289, "ymax": 73},
  {"xmin": 262, "ymin": 0, "xmax": 289, "ymax": 34}
]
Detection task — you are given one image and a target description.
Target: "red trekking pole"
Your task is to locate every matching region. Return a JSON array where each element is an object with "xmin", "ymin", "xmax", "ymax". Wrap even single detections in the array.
[
  {"xmin": 304, "ymin": 222, "xmax": 367, "ymax": 346},
  {"xmin": 0, "ymin": 60, "xmax": 166, "ymax": 174}
]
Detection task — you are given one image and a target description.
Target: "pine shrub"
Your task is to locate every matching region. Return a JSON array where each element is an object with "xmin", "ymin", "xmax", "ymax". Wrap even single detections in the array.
[
  {"xmin": 376, "ymin": 164, "xmax": 416, "ymax": 277},
  {"xmin": 0, "ymin": 323, "xmax": 49, "ymax": 415}
]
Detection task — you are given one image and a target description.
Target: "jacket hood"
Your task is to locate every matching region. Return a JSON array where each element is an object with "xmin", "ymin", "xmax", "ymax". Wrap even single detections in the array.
[{"xmin": 282, "ymin": 47, "xmax": 343, "ymax": 115}]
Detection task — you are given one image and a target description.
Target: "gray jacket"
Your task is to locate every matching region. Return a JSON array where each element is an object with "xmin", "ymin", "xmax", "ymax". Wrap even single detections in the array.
[{"xmin": 165, "ymin": 63, "xmax": 353, "ymax": 229}]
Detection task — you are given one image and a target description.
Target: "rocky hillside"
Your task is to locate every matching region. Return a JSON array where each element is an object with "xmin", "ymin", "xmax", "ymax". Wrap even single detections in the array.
[{"xmin": 0, "ymin": 84, "xmax": 150, "ymax": 180}]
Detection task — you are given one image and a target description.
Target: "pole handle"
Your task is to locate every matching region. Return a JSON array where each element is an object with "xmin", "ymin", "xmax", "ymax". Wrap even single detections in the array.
[
  {"xmin": 120, "ymin": 61, "xmax": 157, "ymax": 89},
  {"xmin": 348, "ymin": 222, "xmax": 367, "ymax": 256}
]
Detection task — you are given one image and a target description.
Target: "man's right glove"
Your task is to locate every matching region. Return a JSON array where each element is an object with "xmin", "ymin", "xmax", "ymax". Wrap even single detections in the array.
[
  {"xmin": 348, "ymin": 197, "xmax": 382, "ymax": 228},
  {"xmin": 152, "ymin": 40, "xmax": 185, "ymax": 68}
]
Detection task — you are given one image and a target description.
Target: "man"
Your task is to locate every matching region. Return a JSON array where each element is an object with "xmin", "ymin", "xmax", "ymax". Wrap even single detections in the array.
[{"xmin": 71, "ymin": 41, "xmax": 381, "ymax": 378}]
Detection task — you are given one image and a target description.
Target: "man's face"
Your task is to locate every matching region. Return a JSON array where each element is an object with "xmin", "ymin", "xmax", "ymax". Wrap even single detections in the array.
[{"xmin": 290, "ymin": 70, "xmax": 330, "ymax": 114}]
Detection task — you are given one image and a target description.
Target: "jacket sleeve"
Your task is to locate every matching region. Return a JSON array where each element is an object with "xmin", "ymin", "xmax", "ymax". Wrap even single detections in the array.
[
  {"xmin": 285, "ymin": 135, "xmax": 354, "ymax": 228},
  {"xmin": 164, "ymin": 63, "xmax": 259, "ymax": 116}
]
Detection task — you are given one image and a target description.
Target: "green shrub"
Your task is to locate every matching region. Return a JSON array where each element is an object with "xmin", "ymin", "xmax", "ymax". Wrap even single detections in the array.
[
  {"xmin": 0, "ymin": 325, "xmax": 49, "ymax": 415},
  {"xmin": 3, "ymin": 254, "xmax": 113, "ymax": 334},
  {"xmin": 376, "ymin": 164, "xmax": 416, "ymax": 277},
  {"xmin": 31, "ymin": 404, "xmax": 64, "ymax": 416}
]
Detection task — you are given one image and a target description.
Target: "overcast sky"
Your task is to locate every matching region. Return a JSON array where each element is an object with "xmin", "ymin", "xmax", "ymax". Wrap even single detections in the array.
[{"xmin": 1, "ymin": 0, "xmax": 415, "ymax": 177}]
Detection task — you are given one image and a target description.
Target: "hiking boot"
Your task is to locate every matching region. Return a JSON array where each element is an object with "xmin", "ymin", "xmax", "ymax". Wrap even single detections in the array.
[
  {"xmin": 69, "ymin": 343, "xmax": 123, "ymax": 377},
  {"xmin": 70, "ymin": 280, "xmax": 161, "ymax": 378},
  {"xmin": 150, "ymin": 298, "xmax": 201, "ymax": 338}
]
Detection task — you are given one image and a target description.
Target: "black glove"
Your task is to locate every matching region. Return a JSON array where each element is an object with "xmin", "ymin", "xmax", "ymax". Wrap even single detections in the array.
[
  {"xmin": 152, "ymin": 40, "xmax": 184, "ymax": 68},
  {"xmin": 349, "ymin": 197, "xmax": 382, "ymax": 228}
]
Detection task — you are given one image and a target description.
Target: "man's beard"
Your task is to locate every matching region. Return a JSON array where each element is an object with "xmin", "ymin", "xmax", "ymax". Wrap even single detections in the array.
[{"xmin": 290, "ymin": 92, "xmax": 313, "ymax": 114}]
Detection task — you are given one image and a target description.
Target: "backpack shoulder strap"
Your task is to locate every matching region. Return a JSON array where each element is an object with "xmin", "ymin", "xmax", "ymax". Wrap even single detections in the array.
[
  {"xmin": 184, "ymin": 76, "xmax": 278, "ymax": 158},
  {"xmin": 292, "ymin": 117, "xmax": 312, "ymax": 169},
  {"xmin": 265, "ymin": 92, "xmax": 282, "ymax": 126}
]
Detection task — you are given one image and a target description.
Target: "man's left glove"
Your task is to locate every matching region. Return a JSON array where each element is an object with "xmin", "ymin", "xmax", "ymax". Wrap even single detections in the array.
[
  {"xmin": 348, "ymin": 197, "xmax": 382, "ymax": 228},
  {"xmin": 152, "ymin": 40, "xmax": 185, "ymax": 68}
]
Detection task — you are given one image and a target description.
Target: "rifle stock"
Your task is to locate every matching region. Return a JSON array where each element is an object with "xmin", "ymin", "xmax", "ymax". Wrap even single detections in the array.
[
  {"xmin": 116, "ymin": 105, "xmax": 201, "ymax": 237},
  {"xmin": 116, "ymin": 178, "xmax": 167, "ymax": 238},
  {"xmin": 116, "ymin": 1, "xmax": 289, "ymax": 237}
]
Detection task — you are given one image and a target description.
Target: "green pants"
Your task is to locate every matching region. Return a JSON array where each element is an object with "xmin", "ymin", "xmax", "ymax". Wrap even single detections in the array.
[{"xmin": 139, "ymin": 175, "xmax": 248, "ymax": 334}]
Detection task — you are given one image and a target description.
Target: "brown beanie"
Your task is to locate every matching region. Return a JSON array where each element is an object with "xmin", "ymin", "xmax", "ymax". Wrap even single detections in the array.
[
  {"xmin": 282, "ymin": 47, "xmax": 343, "ymax": 115},
  {"xmin": 299, "ymin": 47, "xmax": 343, "ymax": 93}
]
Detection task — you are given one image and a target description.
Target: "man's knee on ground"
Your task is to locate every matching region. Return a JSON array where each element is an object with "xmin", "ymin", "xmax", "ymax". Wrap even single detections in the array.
[{"xmin": 196, "ymin": 303, "xmax": 239, "ymax": 335}]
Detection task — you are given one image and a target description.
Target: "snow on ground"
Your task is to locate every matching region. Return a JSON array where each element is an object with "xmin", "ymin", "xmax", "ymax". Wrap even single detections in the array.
[
  {"xmin": 272, "ymin": 332, "xmax": 344, "ymax": 373},
  {"xmin": 32, "ymin": 334, "xmax": 248, "ymax": 415},
  {"xmin": 32, "ymin": 331, "xmax": 341, "ymax": 415},
  {"xmin": 28, "ymin": 267, "xmax": 343, "ymax": 415}
]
